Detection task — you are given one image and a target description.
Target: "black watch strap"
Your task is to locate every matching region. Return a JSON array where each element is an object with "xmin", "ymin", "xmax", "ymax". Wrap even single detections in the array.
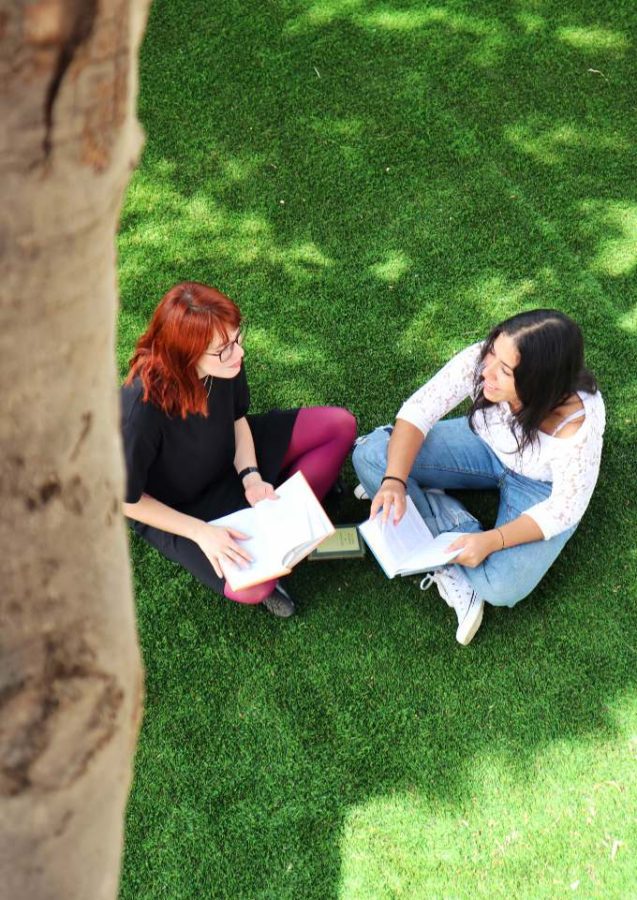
[{"xmin": 238, "ymin": 466, "xmax": 260, "ymax": 482}]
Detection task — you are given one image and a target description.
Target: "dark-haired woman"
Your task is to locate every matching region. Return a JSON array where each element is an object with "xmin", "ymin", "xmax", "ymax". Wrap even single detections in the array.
[
  {"xmin": 121, "ymin": 282, "xmax": 356, "ymax": 617},
  {"xmin": 353, "ymin": 309, "xmax": 604, "ymax": 645}
]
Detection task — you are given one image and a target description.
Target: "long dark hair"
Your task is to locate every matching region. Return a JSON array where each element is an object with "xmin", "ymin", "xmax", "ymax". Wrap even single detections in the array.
[{"xmin": 468, "ymin": 309, "xmax": 597, "ymax": 452}]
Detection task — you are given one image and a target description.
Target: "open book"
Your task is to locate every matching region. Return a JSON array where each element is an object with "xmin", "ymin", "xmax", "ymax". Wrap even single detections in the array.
[
  {"xmin": 358, "ymin": 495, "xmax": 463, "ymax": 578},
  {"xmin": 208, "ymin": 471, "xmax": 335, "ymax": 590}
]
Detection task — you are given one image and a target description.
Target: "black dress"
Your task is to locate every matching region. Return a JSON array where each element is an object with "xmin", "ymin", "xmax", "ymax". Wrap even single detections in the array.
[{"xmin": 121, "ymin": 364, "xmax": 298, "ymax": 593}]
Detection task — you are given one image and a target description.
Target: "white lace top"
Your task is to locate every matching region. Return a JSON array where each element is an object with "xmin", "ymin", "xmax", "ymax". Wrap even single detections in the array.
[{"xmin": 397, "ymin": 343, "xmax": 605, "ymax": 540}]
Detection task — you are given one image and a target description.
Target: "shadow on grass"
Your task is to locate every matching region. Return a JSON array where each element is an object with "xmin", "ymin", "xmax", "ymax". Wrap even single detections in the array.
[{"xmin": 118, "ymin": 0, "xmax": 637, "ymax": 896}]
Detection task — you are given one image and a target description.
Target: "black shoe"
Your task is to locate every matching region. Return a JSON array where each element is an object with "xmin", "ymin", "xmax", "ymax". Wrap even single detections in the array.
[
  {"xmin": 324, "ymin": 476, "xmax": 346, "ymax": 519},
  {"xmin": 326, "ymin": 476, "xmax": 346, "ymax": 499},
  {"xmin": 262, "ymin": 582, "xmax": 296, "ymax": 618}
]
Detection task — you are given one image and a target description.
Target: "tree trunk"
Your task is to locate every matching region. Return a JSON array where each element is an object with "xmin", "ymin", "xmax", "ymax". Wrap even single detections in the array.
[{"xmin": 0, "ymin": 2, "xmax": 150, "ymax": 897}]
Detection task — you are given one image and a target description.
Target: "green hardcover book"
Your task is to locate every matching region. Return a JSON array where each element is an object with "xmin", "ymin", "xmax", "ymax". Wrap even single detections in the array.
[{"xmin": 308, "ymin": 525, "xmax": 365, "ymax": 561}]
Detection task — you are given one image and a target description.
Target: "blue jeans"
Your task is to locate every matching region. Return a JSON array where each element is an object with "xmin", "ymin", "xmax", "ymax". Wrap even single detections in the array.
[{"xmin": 352, "ymin": 418, "xmax": 578, "ymax": 608}]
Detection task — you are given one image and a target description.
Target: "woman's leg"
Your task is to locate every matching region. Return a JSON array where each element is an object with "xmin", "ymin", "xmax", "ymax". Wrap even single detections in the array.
[
  {"xmin": 224, "ymin": 579, "xmax": 277, "ymax": 604},
  {"xmin": 458, "ymin": 472, "xmax": 578, "ymax": 607},
  {"xmin": 352, "ymin": 419, "xmax": 501, "ymax": 537},
  {"xmin": 280, "ymin": 406, "xmax": 357, "ymax": 500},
  {"xmin": 224, "ymin": 407, "xmax": 355, "ymax": 609},
  {"xmin": 409, "ymin": 430, "xmax": 579, "ymax": 608},
  {"xmin": 354, "ymin": 418, "xmax": 578, "ymax": 619},
  {"xmin": 133, "ymin": 522, "xmax": 281, "ymax": 606}
]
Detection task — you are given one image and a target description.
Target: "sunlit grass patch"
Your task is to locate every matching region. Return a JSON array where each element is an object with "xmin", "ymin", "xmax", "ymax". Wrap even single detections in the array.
[
  {"xmin": 339, "ymin": 713, "xmax": 637, "ymax": 898},
  {"xmin": 284, "ymin": 0, "xmax": 365, "ymax": 34},
  {"xmin": 557, "ymin": 25, "xmax": 630, "ymax": 54},
  {"xmin": 504, "ymin": 120, "xmax": 630, "ymax": 166},
  {"xmin": 370, "ymin": 250, "xmax": 412, "ymax": 283},
  {"xmin": 580, "ymin": 200, "xmax": 637, "ymax": 277}
]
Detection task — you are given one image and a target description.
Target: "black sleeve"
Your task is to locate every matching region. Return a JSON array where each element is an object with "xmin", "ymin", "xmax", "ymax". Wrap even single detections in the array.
[
  {"xmin": 233, "ymin": 364, "xmax": 250, "ymax": 420},
  {"xmin": 120, "ymin": 385, "xmax": 162, "ymax": 504}
]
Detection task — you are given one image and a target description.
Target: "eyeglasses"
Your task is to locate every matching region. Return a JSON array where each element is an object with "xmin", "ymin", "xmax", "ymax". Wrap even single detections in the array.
[{"xmin": 204, "ymin": 325, "xmax": 246, "ymax": 364}]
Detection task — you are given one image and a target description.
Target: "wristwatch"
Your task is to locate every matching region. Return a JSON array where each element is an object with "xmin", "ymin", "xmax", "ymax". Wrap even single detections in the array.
[{"xmin": 238, "ymin": 466, "xmax": 260, "ymax": 482}]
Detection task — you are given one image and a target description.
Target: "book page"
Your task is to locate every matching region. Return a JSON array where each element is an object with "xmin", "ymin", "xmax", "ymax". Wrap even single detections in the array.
[
  {"xmin": 270, "ymin": 472, "xmax": 334, "ymax": 566},
  {"xmin": 399, "ymin": 532, "xmax": 463, "ymax": 575},
  {"xmin": 208, "ymin": 506, "xmax": 283, "ymax": 590},
  {"xmin": 209, "ymin": 471, "xmax": 334, "ymax": 589},
  {"xmin": 359, "ymin": 496, "xmax": 434, "ymax": 577},
  {"xmin": 359, "ymin": 496, "xmax": 462, "ymax": 578},
  {"xmin": 378, "ymin": 499, "xmax": 432, "ymax": 561}
]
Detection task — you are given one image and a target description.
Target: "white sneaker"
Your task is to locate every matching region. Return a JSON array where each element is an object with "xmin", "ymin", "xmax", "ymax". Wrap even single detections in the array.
[
  {"xmin": 419, "ymin": 570, "xmax": 454, "ymax": 607},
  {"xmin": 420, "ymin": 567, "xmax": 484, "ymax": 646},
  {"xmin": 354, "ymin": 483, "xmax": 370, "ymax": 500}
]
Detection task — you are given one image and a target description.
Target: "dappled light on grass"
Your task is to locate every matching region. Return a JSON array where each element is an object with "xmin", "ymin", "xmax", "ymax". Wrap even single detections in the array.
[
  {"xmin": 579, "ymin": 200, "xmax": 637, "ymax": 278},
  {"xmin": 246, "ymin": 325, "xmax": 329, "ymax": 368},
  {"xmin": 288, "ymin": 2, "xmax": 508, "ymax": 66},
  {"xmin": 314, "ymin": 116, "xmax": 367, "ymax": 141},
  {"xmin": 284, "ymin": 0, "xmax": 365, "ymax": 34},
  {"xmin": 310, "ymin": 115, "xmax": 369, "ymax": 167},
  {"xmin": 398, "ymin": 273, "xmax": 543, "ymax": 362},
  {"xmin": 557, "ymin": 25, "xmax": 630, "ymax": 54},
  {"xmin": 504, "ymin": 120, "xmax": 630, "ymax": 166},
  {"xmin": 361, "ymin": 6, "xmax": 507, "ymax": 66},
  {"xmin": 339, "ymin": 699, "xmax": 637, "ymax": 897},
  {"xmin": 515, "ymin": 11, "xmax": 546, "ymax": 35},
  {"xmin": 246, "ymin": 326, "xmax": 343, "ymax": 410},
  {"xmin": 279, "ymin": 241, "xmax": 333, "ymax": 279},
  {"xmin": 370, "ymin": 250, "xmax": 412, "ymax": 283},
  {"xmin": 461, "ymin": 274, "xmax": 539, "ymax": 319},
  {"xmin": 618, "ymin": 305, "xmax": 637, "ymax": 334},
  {"xmin": 119, "ymin": 161, "xmax": 335, "ymax": 288},
  {"xmin": 118, "ymin": 0, "xmax": 637, "ymax": 895}
]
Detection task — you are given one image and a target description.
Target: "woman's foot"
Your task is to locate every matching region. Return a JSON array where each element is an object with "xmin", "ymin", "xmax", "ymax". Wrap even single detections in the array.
[
  {"xmin": 420, "ymin": 568, "xmax": 484, "ymax": 645},
  {"xmin": 354, "ymin": 483, "xmax": 370, "ymax": 500},
  {"xmin": 262, "ymin": 582, "xmax": 296, "ymax": 618}
]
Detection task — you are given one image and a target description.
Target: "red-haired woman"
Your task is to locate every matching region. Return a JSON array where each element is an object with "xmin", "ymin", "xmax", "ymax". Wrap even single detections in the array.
[{"xmin": 121, "ymin": 282, "xmax": 356, "ymax": 617}]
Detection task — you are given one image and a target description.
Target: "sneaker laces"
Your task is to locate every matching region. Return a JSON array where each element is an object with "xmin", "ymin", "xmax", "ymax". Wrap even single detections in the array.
[
  {"xmin": 420, "ymin": 567, "xmax": 475, "ymax": 620},
  {"xmin": 419, "ymin": 571, "xmax": 452, "ymax": 607},
  {"xmin": 445, "ymin": 568, "xmax": 478, "ymax": 620},
  {"xmin": 419, "ymin": 572, "xmax": 437, "ymax": 592}
]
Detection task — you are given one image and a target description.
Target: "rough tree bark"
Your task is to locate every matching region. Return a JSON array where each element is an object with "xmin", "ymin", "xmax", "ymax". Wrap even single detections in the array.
[{"xmin": 0, "ymin": 1, "xmax": 150, "ymax": 897}]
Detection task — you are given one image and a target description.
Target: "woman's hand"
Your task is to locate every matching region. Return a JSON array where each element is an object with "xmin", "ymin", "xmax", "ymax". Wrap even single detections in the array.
[
  {"xmin": 193, "ymin": 522, "xmax": 252, "ymax": 578},
  {"xmin": 445, "ymin": 531, "xmax": 501, "ymax": 568},
  {"xmin": 244, "ymin": 478, "xmax": 277, "ymax": 507},
  {"xmin": 370, "ymin": 481, "xmax": 407, "ymax": 525}
]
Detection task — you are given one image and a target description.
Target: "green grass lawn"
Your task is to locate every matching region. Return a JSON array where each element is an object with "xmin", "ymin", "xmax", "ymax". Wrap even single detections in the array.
[{"xmin": 117, "ymin": 1, "xmax": 637, "ymax": 896}]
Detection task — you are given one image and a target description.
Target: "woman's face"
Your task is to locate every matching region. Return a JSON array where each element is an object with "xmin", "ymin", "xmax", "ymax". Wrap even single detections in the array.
[
  {"xmin": 481, "ymin": 332, "xmax": 521, "ymax": 408},
  {"xmin": 196, "ymin": 325, "xmax": 245, "ymax": 379}
]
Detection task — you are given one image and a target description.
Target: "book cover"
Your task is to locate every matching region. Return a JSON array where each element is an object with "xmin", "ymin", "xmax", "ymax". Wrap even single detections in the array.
[{"xmin": 308, "ymin": 526, "xmax": 365, "ymax": 560}]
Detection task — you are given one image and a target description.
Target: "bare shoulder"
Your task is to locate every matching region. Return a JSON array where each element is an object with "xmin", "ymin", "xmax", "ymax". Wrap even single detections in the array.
[{"xmin": 540, "ymin": 394, "xmax": 586, "ymax": 438}]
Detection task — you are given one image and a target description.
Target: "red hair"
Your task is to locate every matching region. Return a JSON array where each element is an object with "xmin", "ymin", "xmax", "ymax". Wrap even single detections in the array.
[{"xmin": 125, "ymin": 282, "xmax": 241, "ymax": 418}]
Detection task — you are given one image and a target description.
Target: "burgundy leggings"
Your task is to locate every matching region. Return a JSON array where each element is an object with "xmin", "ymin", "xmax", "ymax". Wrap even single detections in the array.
[{"xmin": 223, "ymin": 406, "xmax": 356, "ymax": 604}]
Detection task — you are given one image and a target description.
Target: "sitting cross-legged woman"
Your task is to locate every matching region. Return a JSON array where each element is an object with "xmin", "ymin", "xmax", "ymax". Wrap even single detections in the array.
[
  {"xmin": 353, "ymin": 309, "xmax": 604, "ymax": 645},
  {"xmin": 121, "ymin": 281, "xmax": 356, "ymax": 617}
]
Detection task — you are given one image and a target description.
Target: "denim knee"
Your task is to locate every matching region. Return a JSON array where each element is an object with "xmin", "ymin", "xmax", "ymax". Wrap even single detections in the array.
[
  {"xmin": 352, "ymin": 427, "xmax": 391, "ymax": 485},
  {"xmin": 482, "ymin": 582, "xmax": 533, "ymax": 609},
  {"xmin": 471, "ymin": 557, "xmax": 540, "ymax": 608}
]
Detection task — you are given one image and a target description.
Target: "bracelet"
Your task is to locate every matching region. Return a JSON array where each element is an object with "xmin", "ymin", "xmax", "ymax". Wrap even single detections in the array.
[
  {"xmin": 496, "ymin": 527, "xmax": 505, "ymax": 550},
  {"xmin": 238, "ymin": 466, "xmax": 260, "ymax": 482},
  {"xmin": 381, "ymin": 475, "xmax": 407, "ymax": 490}
]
